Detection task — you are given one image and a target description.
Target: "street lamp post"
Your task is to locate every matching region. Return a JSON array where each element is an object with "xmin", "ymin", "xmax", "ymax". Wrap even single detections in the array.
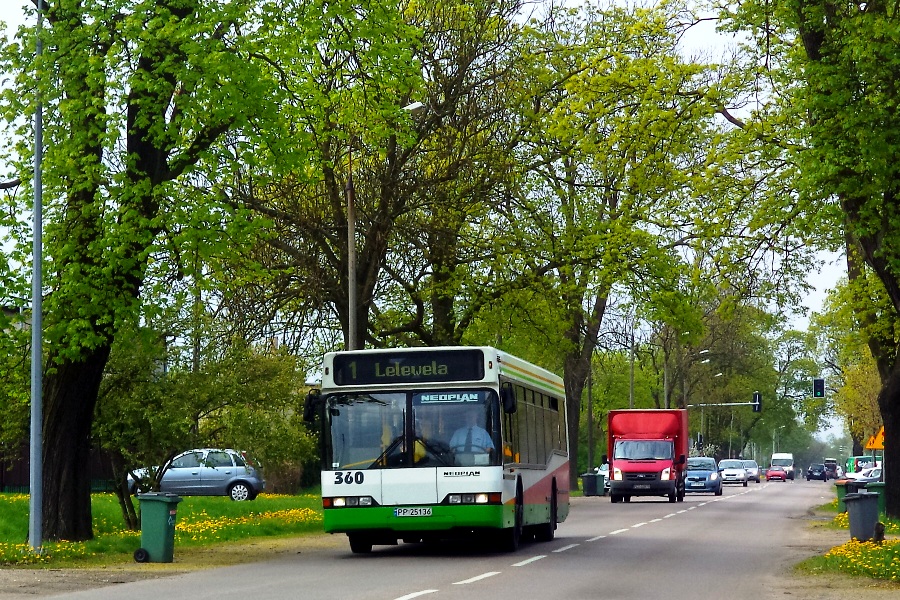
[
  {"xmin": 345, "ymin": 101, "xmax": 425, "ymax": 351},
  {"xmin": 345, "ymin": 154, "xmax": 358, "ymax": 350}
]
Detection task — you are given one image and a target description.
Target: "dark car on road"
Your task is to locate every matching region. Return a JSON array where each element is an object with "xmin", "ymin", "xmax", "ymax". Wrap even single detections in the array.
[{"xmin": 806, "ymin": 463, "xmax": 828, "ymax": 481}]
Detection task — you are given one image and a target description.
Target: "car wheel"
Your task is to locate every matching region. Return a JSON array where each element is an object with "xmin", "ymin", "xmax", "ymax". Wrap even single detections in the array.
[
  {"xmin": 715, "ymin": 487, "xmax": 723, "ymax": 496},
  {"xmin": 229, "ymin": 482, "xmax": 252, "ymax": 501}
]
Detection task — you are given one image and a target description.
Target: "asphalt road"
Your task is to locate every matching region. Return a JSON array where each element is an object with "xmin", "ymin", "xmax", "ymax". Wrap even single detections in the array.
[{"xmin": 48, "ymin": 479, "xmax": 843, "ymax": 600}]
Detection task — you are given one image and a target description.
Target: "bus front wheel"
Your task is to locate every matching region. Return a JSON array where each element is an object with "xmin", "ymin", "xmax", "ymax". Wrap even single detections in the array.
[
  {"xmin": 534, "ymin": 483, "xmax": 557, "ymax": 542},
  {"xmin": 498, "ymin": 483, "xmax": 524, "ymax": 552},
  {"xmin": 348, "ymin": 534, "xmax": 373, "ymax": 554}
]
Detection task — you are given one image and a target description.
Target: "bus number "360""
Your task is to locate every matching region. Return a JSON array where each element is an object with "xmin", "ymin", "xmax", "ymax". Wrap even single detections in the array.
[{"xmin": 334, "ymin": 471, "xmax": 364, "ymax": 485}]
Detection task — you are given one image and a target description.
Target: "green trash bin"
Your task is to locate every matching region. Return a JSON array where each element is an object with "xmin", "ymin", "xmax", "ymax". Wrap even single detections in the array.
[
  {"xmin": 834, "ymin": 479, "xmax": 849, "ymax": 512},
  {"xmin": 864, "ymin": 482, "xmax": 886, "ymax": 515},
  {"xmin": 135, "ymin": 492, "xmax": 182, "ymax": 563},
  {"xmin": 581, "ymin": 473, "xmax": 599, "ymax": 497},
  {"xmin": 597, "ymin": 474, "xmax": 607, "ymax": 496}
]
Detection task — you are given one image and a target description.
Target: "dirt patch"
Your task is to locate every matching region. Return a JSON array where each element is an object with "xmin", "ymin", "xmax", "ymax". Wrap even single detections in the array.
[{"xmin": 0, "ymin": 535, "xmax": 343, "ymax": 599}]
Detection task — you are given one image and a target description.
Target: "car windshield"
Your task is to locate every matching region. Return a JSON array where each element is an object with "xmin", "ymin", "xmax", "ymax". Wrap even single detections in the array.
[
  {"xmin": 687, "ymin": 459, "xmax": 716, "ymax": 470},
  {"xmin": 742, "ymin": 461, "xmax": 757, "ymax": 468},
  {"xmin": 719, "ymin": 460, "xmax": 743, "ymax": 468}
]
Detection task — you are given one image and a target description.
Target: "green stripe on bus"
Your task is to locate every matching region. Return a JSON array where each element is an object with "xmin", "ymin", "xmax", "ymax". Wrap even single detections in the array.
[{"xmin": 324, "ymin": 504, "xmax": 511, "ymax": 533}]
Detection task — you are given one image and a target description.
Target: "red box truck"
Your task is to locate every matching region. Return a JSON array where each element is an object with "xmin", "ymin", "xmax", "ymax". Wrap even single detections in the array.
[{"xmin": 607, "ymin": 409, "xmax": 688, "ymax": 503}]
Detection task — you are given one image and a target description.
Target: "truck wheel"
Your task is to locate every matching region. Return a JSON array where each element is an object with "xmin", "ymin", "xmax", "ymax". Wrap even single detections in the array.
[
  {"xmin": 668, "ymin": 491, "xmax": 676, "ymax": 502},
  {"xmin": 610, "ymin": 494, "xmax": 621, "ymax": 503}
]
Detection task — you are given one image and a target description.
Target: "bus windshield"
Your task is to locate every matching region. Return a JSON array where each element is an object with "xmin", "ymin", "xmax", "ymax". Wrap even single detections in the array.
[{"xmin": 325, "ymin": 389, "xmax": 500, "ymax": 470}]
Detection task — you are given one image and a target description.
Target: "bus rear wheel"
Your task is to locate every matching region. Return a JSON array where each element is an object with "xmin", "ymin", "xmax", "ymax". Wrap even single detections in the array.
[{"xmin": 348, "ymin": 534, "xmax": 373, "ymax": 554}]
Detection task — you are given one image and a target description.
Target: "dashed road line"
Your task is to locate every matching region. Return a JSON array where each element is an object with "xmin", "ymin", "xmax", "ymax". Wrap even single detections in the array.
[
  {"xmin": 453, "ymin": 572, "xmax": 500, "ymax": 585},
  {"xmin": 512, "ymin": 555, "xmax": 546, "ymax": 566},
  {"xmin": 552, "ymin": 543, "xmax": 580, "ymax": 552},
  {"xmin": 394, "ymin": 591, "xmax": 438, "ymax": 600}
]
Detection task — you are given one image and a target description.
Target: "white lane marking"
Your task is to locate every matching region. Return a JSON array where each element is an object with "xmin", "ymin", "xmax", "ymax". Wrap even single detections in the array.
[
  {"xmin": 587, "ymin": 535, "xmax": 607, "ymax": 542},
  {"xmin": 663, "ymin": 513, "xmax": 676, "ymax": 518},
  {"xmin": 687, "ymin": 506, "xmax": 697, "ymax": 510},
  {"xmin": 552, "ymin": 543, "xmax": 580, "ymax": 553},
  {"xmin": 650, "ymin": 518, "xmax": 662, "ymax": 523},
  {"xmin": 394, "ymin": 591, "xmax": 439, "ymax": 600},
  {"xmin": 453, "ymin": 572, "xmax": 501, "ymax": 585},
  {"xmin": 632, "ymin": 522, "xmax": 647, "ymax": 528},
  {"xmin": 609, "ymin": 528, "xmax": 630, "ymax": 535},
  {"xmin": 513, "ymin": 555, "xmax": 546, "ymax": 566},
  {"xmin": 677, "ymin": 509, "xmax": 688, "ymax": 514}
]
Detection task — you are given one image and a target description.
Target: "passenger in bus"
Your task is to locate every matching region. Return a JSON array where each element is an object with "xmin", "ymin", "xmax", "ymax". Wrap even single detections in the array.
[{"xmin": 449, "ymin": 412, "xmax": 495, "ymax": 453}]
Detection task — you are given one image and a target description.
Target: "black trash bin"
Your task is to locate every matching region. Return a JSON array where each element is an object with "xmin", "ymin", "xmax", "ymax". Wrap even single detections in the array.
[
  {"xmin": 581, "ymin": 473, "xmax": 599, "ymax": 497},
  {"xmin": 844, "ymin": 492, "xmax": 880, "ymax": 542}
]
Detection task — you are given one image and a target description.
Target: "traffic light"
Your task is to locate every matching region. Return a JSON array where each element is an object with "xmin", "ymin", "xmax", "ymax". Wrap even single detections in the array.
[
  {"xmin": 752, "ymin": 391, "xmax": 762, "ymax": 413},
  {"xmin": 813, "ymin": 378, "xmax": 825, "ymax": 398}
]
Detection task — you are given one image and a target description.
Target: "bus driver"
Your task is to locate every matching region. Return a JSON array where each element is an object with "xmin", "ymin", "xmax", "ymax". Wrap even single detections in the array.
[{"xmin": 449, "ymin": 412, "xmax": 495, "ymax": 454}]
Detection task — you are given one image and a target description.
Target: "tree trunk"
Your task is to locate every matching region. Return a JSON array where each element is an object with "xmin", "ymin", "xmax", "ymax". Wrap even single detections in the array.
[
  {"xmin": 876, "ymin": 359, "xmax": 900, "ymax": 518},
  {"xmin": 41, "ymin": 345, "xmax": 111, "ymax": 541}
]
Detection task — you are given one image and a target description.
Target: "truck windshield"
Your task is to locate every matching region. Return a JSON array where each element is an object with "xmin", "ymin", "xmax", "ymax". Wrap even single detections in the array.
[{"xmin": 614, "ymin": 440, "xmax": 673, "ymax": 460}]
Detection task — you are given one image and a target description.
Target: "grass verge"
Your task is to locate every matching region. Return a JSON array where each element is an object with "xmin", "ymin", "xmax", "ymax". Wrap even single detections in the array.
[
  {"xmin": 0, "ymin": 491, "xmax": 323, "ymax": 567},
  {"xmin": 797, "ymin": 497, "xmax": 900, "ymax": 583}
]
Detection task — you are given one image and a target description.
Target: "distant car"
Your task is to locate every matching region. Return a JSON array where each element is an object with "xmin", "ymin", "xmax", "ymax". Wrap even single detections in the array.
[
  {"xmin": 742, "ymin": 459, "xmax": 761, "ymax": 483},
  {"xmin": 767, "ymin": 465, "xmax": 787, "ymax": 481},
  {"xmin": 718, "ymin": 459, "xmax": 749, "ymax": 486},
  {"xmin": 823, "ymin": 459, "xmax": 838, "ymax": 479},
  {"xmin": 854, "ymin": 467, "xmax": 882, "ymax": 484},
  {"xmin": 128, "ymin": 448, "xmax": 265, "ymax": 501},
  {"xmin": 685, "ymin": 457, "xmax": 723, "ymax": 495},
  {"xmin": 844, "ymin": 466, "xmax": 880, "ymax": 481},
  {"xmin": 806, "ymin": 463, "xmax": 828, "ymax": 481},
  {"xmin": 594, "ymin": 462, "xmax": 611, "ymax": 491}
]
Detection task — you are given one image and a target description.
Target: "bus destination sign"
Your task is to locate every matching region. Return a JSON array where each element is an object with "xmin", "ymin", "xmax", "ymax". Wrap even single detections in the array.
[{"xmin": 332, "ymin": 349, "xmax": 485, "ymax": 385}]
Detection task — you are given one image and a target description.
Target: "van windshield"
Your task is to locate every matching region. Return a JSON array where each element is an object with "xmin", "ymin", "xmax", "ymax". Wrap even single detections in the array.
[
  {"xmin": 614, "ymin": 440, "xmax": 673, "ymax": 460},
  {"xmin": 771, "ymin": 458, "xmax": 793, "ymax": 467}
]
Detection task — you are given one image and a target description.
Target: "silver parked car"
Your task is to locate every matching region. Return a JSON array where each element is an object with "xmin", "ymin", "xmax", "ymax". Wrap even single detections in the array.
[{"xmin": 129, "ymin": 448, "xmax": 265, "ymax": 501}]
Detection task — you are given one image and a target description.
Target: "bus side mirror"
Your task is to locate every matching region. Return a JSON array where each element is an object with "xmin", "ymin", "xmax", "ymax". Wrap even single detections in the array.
[
  {"xmin": 303, "ymin": 389, "xmax": 322, "ymax": 423},
  {"xmin": 678, "ymin": 454, "xmax": 686, "ymax": 465},
  {"xmin": 500, "ymin": 383, "xmax": 517, "ymax": 414}
]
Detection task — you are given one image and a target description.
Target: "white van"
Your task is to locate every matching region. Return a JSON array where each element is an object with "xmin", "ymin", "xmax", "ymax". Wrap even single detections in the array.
[{"xmin": 771, "ymin": 452, "xmax": 795, "ymax": 480}]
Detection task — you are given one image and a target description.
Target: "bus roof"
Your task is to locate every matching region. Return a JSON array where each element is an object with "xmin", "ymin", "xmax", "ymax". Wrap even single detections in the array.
[{"xmin": 321, "ymin": 346, "xmax": 565, "ymax": 397}]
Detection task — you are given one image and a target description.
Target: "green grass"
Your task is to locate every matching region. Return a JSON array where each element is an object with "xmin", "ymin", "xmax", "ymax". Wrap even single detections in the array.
[
  {"xmin": 796, "ymin": 497, "xmax": 900, "ymax": 583},
  {"xmin": 0, "ymin": 491, "xmax": 324, "ymax": 566}
]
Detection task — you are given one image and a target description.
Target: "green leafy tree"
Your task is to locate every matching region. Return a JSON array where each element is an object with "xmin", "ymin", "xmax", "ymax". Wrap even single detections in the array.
[
  {"xmin": 0, "ymin": 0, "xmax": 388, "ymax": 541},
  {"xmin": 721, "ymin": 0, "xmax": 900, "ymax": 516}
]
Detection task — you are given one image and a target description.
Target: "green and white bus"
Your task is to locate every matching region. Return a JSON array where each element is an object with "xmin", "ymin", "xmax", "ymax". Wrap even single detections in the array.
[{"xmin": 305, "ymin": 346, "xmax": 570, "ymax": 554}]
